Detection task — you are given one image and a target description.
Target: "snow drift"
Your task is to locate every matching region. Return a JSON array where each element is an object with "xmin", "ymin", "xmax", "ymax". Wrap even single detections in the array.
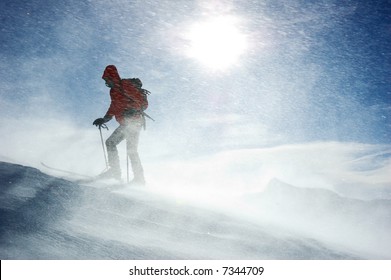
[{"xmin": 1, "ymin": 161, "xmax": 390, "ymax": 259}]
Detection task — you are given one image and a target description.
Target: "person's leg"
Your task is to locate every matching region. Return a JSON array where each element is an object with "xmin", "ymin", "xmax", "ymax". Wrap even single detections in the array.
[
  {"xmin": 125, "ymin": 121, "xmax": 145, "ymax": 185},
  {"xmin": 103, "ymin": 125, "xmax": 125, "ymax": 179}
]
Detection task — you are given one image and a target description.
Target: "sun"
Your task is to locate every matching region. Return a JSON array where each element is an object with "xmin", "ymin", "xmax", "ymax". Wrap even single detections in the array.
[{"xmin": 185, "ymin": 16, "xmax": 247, "ymax": 71}]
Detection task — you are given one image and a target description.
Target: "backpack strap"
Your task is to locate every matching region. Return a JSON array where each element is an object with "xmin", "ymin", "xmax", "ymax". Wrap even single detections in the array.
[{"xmin": 119, "ymin": 79, "xmax": 135, "ymax": 102}]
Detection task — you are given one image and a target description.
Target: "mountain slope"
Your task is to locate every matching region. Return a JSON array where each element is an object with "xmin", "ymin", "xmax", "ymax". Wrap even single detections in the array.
[{"xmin": 1, "ymin": 161, "xmax": 387, "ymax": 259}]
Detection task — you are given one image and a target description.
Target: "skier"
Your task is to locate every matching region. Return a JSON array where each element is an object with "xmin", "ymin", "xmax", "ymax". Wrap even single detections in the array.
[{"xmin": 93, "ymin": 65, "xmax": 148, "ymax": 186}]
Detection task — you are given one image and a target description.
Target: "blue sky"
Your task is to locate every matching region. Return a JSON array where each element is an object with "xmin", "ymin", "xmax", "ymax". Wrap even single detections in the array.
[{"xmin": 0, "ymin": 0, "xmax": 390, "ymax": 154}]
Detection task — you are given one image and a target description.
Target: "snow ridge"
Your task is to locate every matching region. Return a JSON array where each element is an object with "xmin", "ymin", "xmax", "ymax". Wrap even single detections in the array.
[{"xmin": 1, "ymin": 161, "xmax": 389, "ymax": 259}]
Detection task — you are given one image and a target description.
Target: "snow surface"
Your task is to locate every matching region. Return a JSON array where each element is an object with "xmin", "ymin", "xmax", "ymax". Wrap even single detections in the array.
[{"xmin": 1, "ymin": 160, "xmax": 390, "ymax": 260}]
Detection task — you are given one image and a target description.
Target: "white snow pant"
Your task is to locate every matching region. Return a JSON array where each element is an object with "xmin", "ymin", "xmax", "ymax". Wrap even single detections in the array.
[{"xmin": 105, "ymin": 118, "xmax": 144, "ymax": 181}]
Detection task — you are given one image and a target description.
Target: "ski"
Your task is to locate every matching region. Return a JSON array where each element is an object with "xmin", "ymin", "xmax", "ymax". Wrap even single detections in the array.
[
  {"xmin": 40, "ymin": 162, "xmax": 94, "ymax": 180},
  {"xmin": 40, "ymin": 163, "xmax": 132, "ymax": 191}
]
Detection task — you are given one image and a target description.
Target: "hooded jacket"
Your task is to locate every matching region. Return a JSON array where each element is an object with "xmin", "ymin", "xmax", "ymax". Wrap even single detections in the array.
[{"xmin": 102, "ymin": 65, "xmax": 146, "ymax": 125}]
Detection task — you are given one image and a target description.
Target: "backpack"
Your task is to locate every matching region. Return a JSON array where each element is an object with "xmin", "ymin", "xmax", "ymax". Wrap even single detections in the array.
[
  {"xmin": 120, "ymin": 78, "xmax": 154, "ymax": 124},
  {"xmin": 121, "ymin": 78, "xmax": 149, "ymax": 110}
]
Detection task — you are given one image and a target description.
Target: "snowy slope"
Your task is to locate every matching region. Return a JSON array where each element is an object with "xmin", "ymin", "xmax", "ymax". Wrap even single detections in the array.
[
  {"xmin": 241, "ymin": 180, "xmax": 391, "ymax": 259},
  {"xmin": 0, "ymin": 161, "xmax": 389, "ymax": 259}
]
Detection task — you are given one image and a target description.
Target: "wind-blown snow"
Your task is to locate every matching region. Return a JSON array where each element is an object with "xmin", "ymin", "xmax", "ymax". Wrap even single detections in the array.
[
  {"xmin": 0, "ymin": 160, "xmax": 390, "ymax": 259},
  {"xmin": 0, "ymin": 119, "xmax": 390, "ymax": 259}
]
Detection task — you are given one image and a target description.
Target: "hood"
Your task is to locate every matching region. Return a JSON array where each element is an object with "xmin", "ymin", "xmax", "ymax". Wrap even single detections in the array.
[{"xmin": 102, "ymin": 65, "xmax": 121, "ymax": 83}]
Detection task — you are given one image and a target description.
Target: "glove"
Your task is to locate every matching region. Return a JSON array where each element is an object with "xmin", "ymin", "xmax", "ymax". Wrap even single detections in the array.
[
  {"xmin": 93, "ymin": 115, "xmax": 111, "ymax": 127},
  {"xmin": 93, "ymin": 118, "xmax": 105, "ymax": 126}
]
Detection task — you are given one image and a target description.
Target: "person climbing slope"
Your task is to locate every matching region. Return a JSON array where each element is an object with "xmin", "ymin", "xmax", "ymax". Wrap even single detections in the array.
[{"xmin": 93, "ymin": 65, "xmax": 150, "ymax": 186}]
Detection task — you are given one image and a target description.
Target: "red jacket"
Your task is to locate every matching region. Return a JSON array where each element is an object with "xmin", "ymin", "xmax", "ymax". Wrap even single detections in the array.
[{"xmin": 102, "ymin": 65, "xmax": 146, "ymax": 125}]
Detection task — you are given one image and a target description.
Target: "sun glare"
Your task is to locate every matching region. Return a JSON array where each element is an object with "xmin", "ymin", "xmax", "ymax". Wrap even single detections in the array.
[{"xmin": 185, "ymin": 16, "xmax": 247, "ymax": 71}]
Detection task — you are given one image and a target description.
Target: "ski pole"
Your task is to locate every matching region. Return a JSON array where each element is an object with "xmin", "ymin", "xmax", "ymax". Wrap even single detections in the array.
[
  {"xmin": 126, "ymin": 153, "xmax": 130, "ymax": 183},
  {"xmin": 99, "ymin": 124, "xmax": 109, "ymax": 169},
  {"xmin": 126, "ymin": 142, "xmax": 130, "ymax": 183}
]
